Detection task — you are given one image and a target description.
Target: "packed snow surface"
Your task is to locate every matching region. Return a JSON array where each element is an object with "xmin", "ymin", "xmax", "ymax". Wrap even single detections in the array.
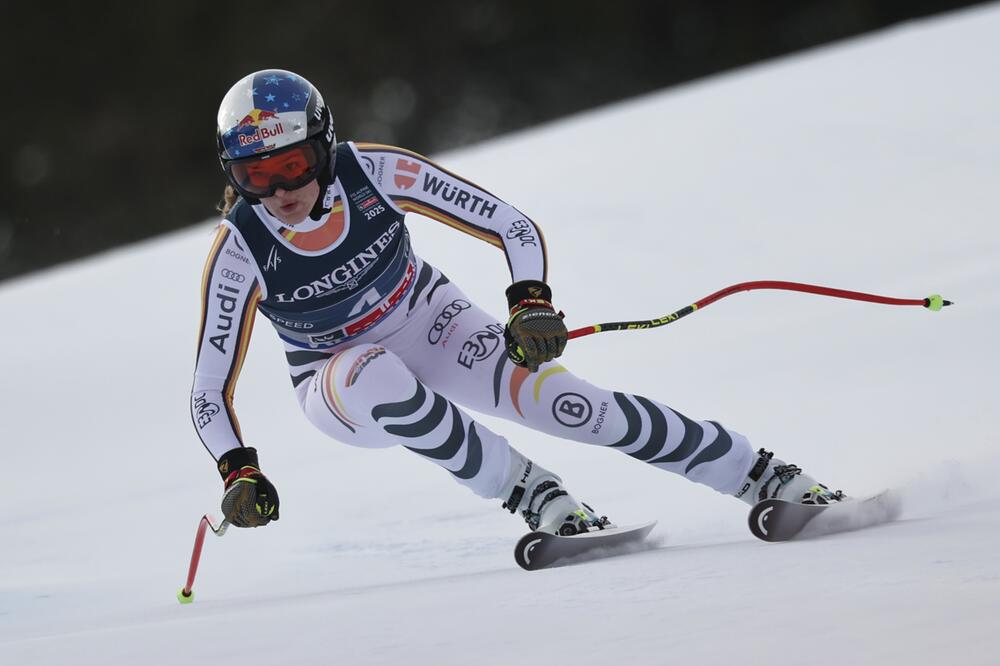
[{"xmin": 2, "ymin": 5, "xmax": 999, "ymax": 664}]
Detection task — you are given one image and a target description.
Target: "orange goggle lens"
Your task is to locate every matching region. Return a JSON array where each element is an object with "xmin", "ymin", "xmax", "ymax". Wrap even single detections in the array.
[{"xmin": 226, "ymin": 142, "xmax": 323, "ymax": 198}]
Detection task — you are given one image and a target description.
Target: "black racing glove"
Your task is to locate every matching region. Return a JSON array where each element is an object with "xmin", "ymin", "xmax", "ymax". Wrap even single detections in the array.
[
  {"xmin": 504, "ymin": 280, "xmax": 568, "ymax": 372},
  {"xmin": 217, "ymin": 447, "xmax": 280, "ymax": 528}
]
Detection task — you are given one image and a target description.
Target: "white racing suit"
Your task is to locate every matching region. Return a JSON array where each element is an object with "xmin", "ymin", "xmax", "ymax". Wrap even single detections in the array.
[{"xmin": 191, "ymin": 142, "xmax": 756, "ymax": 503}]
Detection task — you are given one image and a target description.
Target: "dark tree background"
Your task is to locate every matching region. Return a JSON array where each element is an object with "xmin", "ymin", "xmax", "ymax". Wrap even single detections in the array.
[{"xmin": 0, "ymin": 0, "xmax": 988, "ymax": 281}]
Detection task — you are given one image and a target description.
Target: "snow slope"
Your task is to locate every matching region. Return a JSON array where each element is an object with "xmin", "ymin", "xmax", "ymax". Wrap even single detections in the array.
[{"xmin": 2, "ymin": 5, "xmax": 999, "ymax": 665}]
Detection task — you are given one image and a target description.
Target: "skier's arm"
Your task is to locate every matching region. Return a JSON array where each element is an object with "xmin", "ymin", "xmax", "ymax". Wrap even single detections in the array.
[
  {"xmin": 191, "ymin": 224, "xmax": 262, "ymax": 462},
  {"xmin": 354, "ymin": 143, "xmax": 565, "ymax": 371},
  {"xmin": 354, "ymin": 143, "xmax": 548, "ymax": 283}
]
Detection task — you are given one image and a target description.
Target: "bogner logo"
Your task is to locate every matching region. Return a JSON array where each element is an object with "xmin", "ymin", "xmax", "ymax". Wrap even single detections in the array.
[
  {"xmin": 552, "ymin": 392, "xmax": 593, "ymax": 428},
  {"xmin": 362, "ymin": 155, "xmax": 387, "ymax": 185},
  {"xmin": 273, "ymin": 221, "xmax": 401, "ymax": 303},
  {"xmin": 422, "ymin": 174, "xmax": 498, "ymax": 218}
]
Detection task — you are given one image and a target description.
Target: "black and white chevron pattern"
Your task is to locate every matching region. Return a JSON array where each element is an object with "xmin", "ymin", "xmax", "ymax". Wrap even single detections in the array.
[
  {"xmin": 609, "ymin": 392, "xmax": 733, "ymax": 474},
  {"xmin": 406, "ymin": 262, "xmax": 450, "ymax": 314},
  {"xmin": 372, "ymin": 380, "xmax": 483, "ymax": 480},
  {"xmin": 285, "ymin": 349, "xmax": 334, "ymax": 388}
]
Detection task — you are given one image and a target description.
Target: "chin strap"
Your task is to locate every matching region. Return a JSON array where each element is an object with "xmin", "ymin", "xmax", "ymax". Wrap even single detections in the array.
[
  {"xmin": 308, "ymin": 147, "xmax": 338, "ymax": 220},
  {"xmin": 308, "ymin": 184, "xmax": 334, "ymax": 221}
]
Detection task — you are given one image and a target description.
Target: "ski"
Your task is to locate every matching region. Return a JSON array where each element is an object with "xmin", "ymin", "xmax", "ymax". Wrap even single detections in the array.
[
  {"xmin": 514, "ymin": 521, "xmax": 657, "ymax": 571},
  {"xmin": 748, "ymin": 490, "xmax": 901, "ymax": 542}
]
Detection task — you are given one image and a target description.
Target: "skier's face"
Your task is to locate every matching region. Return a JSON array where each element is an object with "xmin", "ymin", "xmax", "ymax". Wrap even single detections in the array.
[{"xmin": 262, "ymin": 179, "xmax": 320, "ymax": 226}]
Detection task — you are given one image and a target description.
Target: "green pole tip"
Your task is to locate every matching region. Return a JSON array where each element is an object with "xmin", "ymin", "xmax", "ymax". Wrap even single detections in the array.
[
  {"xmin": 924, "ymin": 294, "xmax": 951, "ymax": 311},
  {"xmin": 177, "ymin": 588, "xmax": 194, "ymax": 604}
]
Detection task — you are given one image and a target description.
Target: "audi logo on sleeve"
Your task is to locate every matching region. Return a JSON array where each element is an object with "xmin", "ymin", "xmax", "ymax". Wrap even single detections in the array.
[{"xmin": 221, "ymin": 268, "xmax": 246, "ymax": 283}]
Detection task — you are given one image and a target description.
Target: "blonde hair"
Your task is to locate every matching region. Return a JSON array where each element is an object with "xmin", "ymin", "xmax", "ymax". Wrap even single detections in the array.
[{"xmin": 217, "ymin": 185, "xmax": 239, "ymax": 216}]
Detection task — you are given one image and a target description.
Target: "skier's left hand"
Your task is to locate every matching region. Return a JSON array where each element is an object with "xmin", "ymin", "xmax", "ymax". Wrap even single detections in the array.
[
  {"xmin": 504, "ymin": 280, "xmax": 567, "ymax": 372},
  {"xmin": 217, "ymin": 447, "xmax": 280, "ymax": 528}
]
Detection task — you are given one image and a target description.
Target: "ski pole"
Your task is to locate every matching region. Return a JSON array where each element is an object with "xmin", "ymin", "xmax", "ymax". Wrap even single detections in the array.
[
  {"xmin": 567, "ymin": 280, "xmax": 951, "ymax": 340},
  {"xmin": 177, "ymin": 514, "xmax": 229, "ymax": 604}
]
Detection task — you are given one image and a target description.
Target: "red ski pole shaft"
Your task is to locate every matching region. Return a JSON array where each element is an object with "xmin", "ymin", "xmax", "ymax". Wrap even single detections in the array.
[
  {"xmin": 567, "ymin": 280, "xmax": 951, "ymax": 340},
  {"xmin": 178, "ymin": 514, "xmax": 228, "ymax": 603},
  {"xmin": 182, "ymin": 517, "xmax": 210, "ymax": 597}
]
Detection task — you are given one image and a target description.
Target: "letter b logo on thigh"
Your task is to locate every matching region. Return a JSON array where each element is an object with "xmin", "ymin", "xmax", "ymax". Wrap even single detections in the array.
[{"xmin": 552, "ymin": 392, "xmax": 592, "ymax": 428}]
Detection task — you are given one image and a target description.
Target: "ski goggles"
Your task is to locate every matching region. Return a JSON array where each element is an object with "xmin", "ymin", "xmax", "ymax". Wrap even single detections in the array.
[{"xmin": 223, "ymin": 140, "xmax": 326, "ymax": 199}]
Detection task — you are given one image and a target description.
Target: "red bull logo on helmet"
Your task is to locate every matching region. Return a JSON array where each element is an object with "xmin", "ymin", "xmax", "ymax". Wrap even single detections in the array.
[
  {"xmin": 238, "ymin": 122, "xmax": 285, "ymax": 147},
  {"xmin": 235, "ymin": 109, "xmax": 285, "ymax": 147},
  {"xmin": 236, "ymin": 109, "xmax": 280, "ymax": 128}
]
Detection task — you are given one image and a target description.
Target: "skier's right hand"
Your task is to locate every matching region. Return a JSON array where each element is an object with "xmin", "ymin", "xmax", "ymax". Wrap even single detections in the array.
[
  {"xmin": 217, "ymin": 447, "xmax": 280, "ymax": 528},
  {"xmin": 504, "ymin": 279, "xmax": 567, "ymax": 372}
]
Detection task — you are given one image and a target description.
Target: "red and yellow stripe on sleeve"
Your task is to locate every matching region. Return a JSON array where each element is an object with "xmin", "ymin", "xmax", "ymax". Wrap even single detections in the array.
[
  {"xmin": 357, "ymin": 142, "xmax": 548, "ymax": 281},
  {"xmin": 222, "ymin": 284, "xmax": 260, "ymax": 443},
  {"xmin": 194, "ymin": 224, "xmax": 261, "ymax": 445},
  {"xmin": 196, "ymin": 225, "xmax": 230, "ymax": 355},
  {"xmin": 395, "ymin": 199, "xmax": 503, "ymax": 248}
]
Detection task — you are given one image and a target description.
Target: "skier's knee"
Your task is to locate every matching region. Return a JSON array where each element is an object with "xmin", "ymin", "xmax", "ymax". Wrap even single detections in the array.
[
  {"xmin": 321, "ymin": 344, "xmax": 409, "ymax": 391},
  {"xmin": 300, "ymin": 344, "xmax": 412, "ymax": 448},
  {"xmin": 317, "ymin": 343, "xmax": 415, "ymax": 423}
]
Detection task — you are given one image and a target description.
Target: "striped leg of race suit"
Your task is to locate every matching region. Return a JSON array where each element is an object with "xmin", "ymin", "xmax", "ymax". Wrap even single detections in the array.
[
  {"xmin": 392, "ymin": 279, "xmax": 757, "ymax": 498},
  {"xmin": 286, "ymin": 272, "xmax": 757, "ymax": 500},
  {"xmin": 295, "ymin": 342, "xmax": 515, "ymax": 499}
]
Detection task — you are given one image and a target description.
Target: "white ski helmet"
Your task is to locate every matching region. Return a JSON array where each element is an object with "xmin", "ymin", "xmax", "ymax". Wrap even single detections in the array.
[{"xmin": 216, "ymin": 69, "xmax": 336, "ymax": 200}]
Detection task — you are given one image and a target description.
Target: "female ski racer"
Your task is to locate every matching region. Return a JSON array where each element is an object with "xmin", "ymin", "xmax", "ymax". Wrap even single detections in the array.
[{"xmin": 193, "ymin": 69, "xmax": 842, "ymax": 534}]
